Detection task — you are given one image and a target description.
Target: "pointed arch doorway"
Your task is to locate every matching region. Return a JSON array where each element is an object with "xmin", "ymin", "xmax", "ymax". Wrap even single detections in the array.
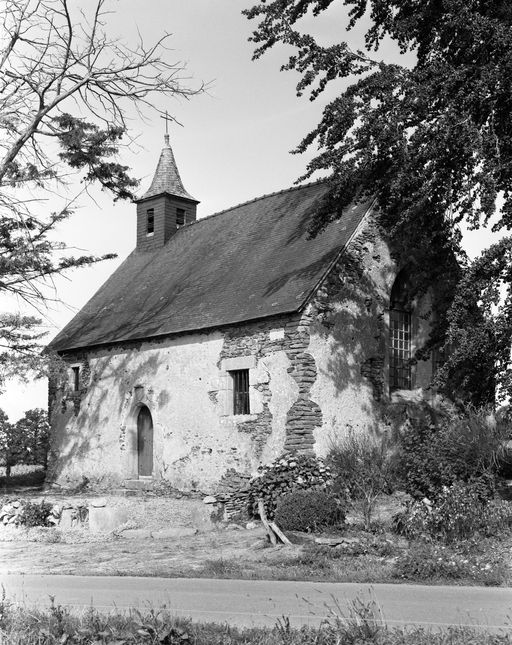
[{"xmin": 137, "ymin": 405, "xmax": 153, "ymax": 476}]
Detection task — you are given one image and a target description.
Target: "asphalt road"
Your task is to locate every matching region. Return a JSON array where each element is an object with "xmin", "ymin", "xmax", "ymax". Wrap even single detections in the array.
[{"xmin": 2, "ymin": 574, "xmax": 512, "ymax": 632}]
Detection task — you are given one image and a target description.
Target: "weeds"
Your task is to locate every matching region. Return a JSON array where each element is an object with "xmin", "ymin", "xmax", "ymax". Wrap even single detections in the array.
[
  {"xmin": 1, "ymin": 598, "xmax": 509, "ymax": 644},
  {"xmin": 202, "ymin": 558, "xmax": 244, "ymax": 578}
]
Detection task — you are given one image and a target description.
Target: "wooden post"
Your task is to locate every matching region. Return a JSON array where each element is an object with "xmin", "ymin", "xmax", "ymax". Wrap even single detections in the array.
[
  {"xmin": 258, "ymin": 499, "xmax": 277, "ymax": 545},
  {"xmin": 257, "ymin": 499, "xmax": 292, "ymax": 545},
  {"xmin": 270, "ymin": 521, "xmax": 292, "ymax": 545}
]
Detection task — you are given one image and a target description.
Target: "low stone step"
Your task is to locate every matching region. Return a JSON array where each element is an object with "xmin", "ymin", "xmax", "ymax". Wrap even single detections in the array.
[
  {"xmin": 123, "ymin": 478, "xmax": 154, "ymax": 491},
  {"xmin": 112, "ymin": 488, "xmax": 143, "ymax": 497}
]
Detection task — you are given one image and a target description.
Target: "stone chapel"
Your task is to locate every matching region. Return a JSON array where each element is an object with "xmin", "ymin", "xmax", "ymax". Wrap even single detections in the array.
[{"xmin": 47, "ymin": 135, "xmax": 435, "ymax": 491}]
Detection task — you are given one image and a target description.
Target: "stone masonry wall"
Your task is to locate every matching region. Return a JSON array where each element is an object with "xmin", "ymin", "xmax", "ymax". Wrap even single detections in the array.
[{"xmin": 218, "ymin": 310, "xmax": 323, "ymax": 457}]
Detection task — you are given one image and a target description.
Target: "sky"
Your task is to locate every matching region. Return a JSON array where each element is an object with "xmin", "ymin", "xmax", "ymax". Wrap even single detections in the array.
[{"xmin": 0, "ymin": 0, "xmax": 503, "ymax": 420}]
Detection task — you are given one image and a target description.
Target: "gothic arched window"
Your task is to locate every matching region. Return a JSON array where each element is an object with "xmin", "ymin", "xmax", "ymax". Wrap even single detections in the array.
[{"xmin": 389, "ymin": 270, "xmax": 413, "ymax": 391}]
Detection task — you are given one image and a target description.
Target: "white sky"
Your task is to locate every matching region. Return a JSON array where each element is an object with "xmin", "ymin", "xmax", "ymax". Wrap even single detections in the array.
[{"xmin": 0, "ymin": 0, "xmax": 503, "ymax": 419}]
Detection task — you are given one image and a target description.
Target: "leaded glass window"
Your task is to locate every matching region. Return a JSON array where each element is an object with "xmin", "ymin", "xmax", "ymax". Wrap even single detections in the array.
[
  {"xmin": 389, "ymin": 309, "xmax": 412, "ymax": 390},
  {"xmin": 389, "ymin": 270, "xmax": 413, "ymax": 391}
]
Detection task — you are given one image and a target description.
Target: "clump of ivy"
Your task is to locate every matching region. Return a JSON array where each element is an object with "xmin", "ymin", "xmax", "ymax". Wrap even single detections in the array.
[{"xmin": 247, "ymin": 453, "xmax": 332, "ymax": 519}]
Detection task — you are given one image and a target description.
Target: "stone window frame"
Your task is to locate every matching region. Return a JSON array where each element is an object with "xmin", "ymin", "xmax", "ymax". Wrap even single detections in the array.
[
  {"xmin": 231, "ymin": 368, "xmax": 250, "ymax": 415},
  {"xmin": 219, "ymin": 355, "xmax": 258, "ymax": 419},
  {"xmin": 388, "ymin": 270, "xmax": 416, "ymax": 393},
  {"xmin": 387, "ymin": 269, "xmax": 437, "ymax": 394},
  {"xmin": 389, "ymin": 307, "xmax": 413, "ymax": 390},
  {"xmin": 69, "ymin": 363, "xmax": 81, "ymax": 392}
]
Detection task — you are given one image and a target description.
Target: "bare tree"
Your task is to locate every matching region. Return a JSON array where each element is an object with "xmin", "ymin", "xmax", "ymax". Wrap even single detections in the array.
[{"xmin": 0, "ymin": 0, "xmax": 201, "ymax": 383}]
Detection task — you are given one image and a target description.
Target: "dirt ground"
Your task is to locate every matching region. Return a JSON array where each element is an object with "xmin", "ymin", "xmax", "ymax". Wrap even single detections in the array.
[
  {"xmin": 0, "ymin": 491, "xmax": 413, "ymax": 580},
  {"xmin": 0, "ymin": 524, "xmax": 285, "ymax": 577},
  {"xmin": 0, "ymin": 492, "xmax": 308, "ymax": 577}
]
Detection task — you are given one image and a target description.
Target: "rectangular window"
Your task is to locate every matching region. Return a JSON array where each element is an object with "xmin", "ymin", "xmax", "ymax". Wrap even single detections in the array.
[
  {"xmin": 231, "ymin": 369, "xmax": 250, "ymax": 415},
  {"xmin": 389, "ymin": 309, "xmax": 412, "ymax": 390},
  {"xmin": 72, "ymin": 366, "xmax": 80, "ymax": 392},
  {"xmin": 176, "ymin": 208, "xmax": 185, "ymax": 227},
  {"xmin": 146, "ymin": 208, "xmax": 154, "ymax": 235}
]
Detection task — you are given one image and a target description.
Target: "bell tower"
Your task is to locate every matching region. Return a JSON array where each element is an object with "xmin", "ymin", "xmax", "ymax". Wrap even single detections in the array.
[{"xmin": 135, "ymin": 134, "xmax": 199, "ymax": 252}]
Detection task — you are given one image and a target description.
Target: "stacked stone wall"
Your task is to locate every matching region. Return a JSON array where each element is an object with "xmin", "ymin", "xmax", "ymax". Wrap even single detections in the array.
[
  {"xmin": 283, "ymin": 310, "xmax": 322, "ymax": 453},
  {"xmin": 218, "ymin": 309, "xmax": 324, "ymax": 457}
]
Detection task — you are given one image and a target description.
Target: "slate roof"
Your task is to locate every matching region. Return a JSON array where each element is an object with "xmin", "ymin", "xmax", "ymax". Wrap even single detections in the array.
[
  {"xmin": 140, "ymin": 134, "xmax": 198, "ymax": 202},
  {"xmin": 49, "ymin": 181, "xmax": 372, "ymax": 353}
]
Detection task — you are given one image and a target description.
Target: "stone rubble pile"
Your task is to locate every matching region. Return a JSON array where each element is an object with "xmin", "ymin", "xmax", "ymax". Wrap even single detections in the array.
[
  {"xmin": 0, "ymin": 501, "xmax": 23, "ymax": 525},
  {"xmin": 0, "ymin": 500, "xmax": 86, "ymax": 528},
  {"xmin": 203, "ymin": 468, "xmax": 252, "ymax": 520}
]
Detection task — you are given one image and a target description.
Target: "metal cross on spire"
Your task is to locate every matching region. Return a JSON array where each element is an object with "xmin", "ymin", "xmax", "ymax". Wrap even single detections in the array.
[{"xmin": 161, "ymin": 110, "xmax": 172, "ymax": 145}]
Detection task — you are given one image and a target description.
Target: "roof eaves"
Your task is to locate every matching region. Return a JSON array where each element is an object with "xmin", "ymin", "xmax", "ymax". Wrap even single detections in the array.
[{"xmin": 55, "ymin": 306, "xmax": 308, "ymax": 355}]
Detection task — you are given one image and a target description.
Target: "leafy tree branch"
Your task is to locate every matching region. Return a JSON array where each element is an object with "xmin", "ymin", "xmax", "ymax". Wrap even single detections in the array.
[
  {"xmin": 0, "ymin": 0, "xmax": 202, "ymax": 386},
  {"xmin": 244, "ymin": 0, "xmax": 512, "ymax": 403}
]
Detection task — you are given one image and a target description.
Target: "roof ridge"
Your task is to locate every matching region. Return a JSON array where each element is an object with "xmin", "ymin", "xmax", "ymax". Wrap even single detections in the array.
[{"xmin": 179, "ymin": 177, "xmax": 329, "ymax": 231}]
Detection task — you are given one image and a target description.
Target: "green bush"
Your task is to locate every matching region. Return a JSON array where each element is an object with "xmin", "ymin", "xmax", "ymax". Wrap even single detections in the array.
[
  {"xmin": 15, "ymin": 501, "xmax": 52, "ymax": 527},
  {"xmin": 395, "ymin": 406, "xmax": 508, "ymax": 500},
  {"xmin": 326, "ymin": 431, "xmax": 392, "ymax": 529},
  {"xmin": 248, "ymin": 454, "xmax": 331, "ymax": 519},
  {"xmin": 393, "ymin": 481, "xmax": 512, "ymax": 543},
  {"xmin": 274, "ymin": 489, "xmax": 344, "ymax": 532}
]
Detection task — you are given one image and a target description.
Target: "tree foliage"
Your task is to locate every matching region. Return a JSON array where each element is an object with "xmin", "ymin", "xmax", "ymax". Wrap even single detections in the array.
[
  {"xmin": 14, "ymin": 408, "xmax": 50, "ymax": 470},
  {"xmin": 0, "ymin": 0, "xmax": 200, "ymax": 386},
  {"xmin": 244, "ymin": 0, "xmax": 512, "ymax": 403},
  {"xmin": 0, "ymin": 408, "xmax": 49, "ymax": 476}
]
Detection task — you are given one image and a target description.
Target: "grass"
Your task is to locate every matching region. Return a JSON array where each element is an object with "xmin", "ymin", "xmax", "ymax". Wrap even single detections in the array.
[
  {"xmin": 0, "ymin": 465, "xmax": 45, "ymax": 489},
  {"xmin": 1, "ymin": 594, "xmax": 511, "ymax": 644},
  {"xmin": 1, "ymin": 485, "xmax": 510, "ymax": 588},
  {"xmin": 185, "ymin": 541, "xmax": 397, "ymax": 584},
  {"xmin": 187, "ymin": 532, "xmax": 512, "ymax": 587}
]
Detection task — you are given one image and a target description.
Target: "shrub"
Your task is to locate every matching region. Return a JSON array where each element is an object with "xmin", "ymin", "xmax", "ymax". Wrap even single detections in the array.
[
  {"xmin": 393, "ymin": 481, "xmax": 512, "ymax": 543},
  {"xmin": 248, "ymin": 454, "xmax": 332, "ymax": 519},
  {"xmin": 395, "ymin": 406, "xmax": 508, "ymax": 500},
  {"xmin": 274, "ymin": 489, "xmax": 344, "ymax": 532},
  {"xmin": 326, "ymin": 431, "xmax": 392, "ymax": 529},
  {"xmin": 16, "ymin": 501, "xmax": 52, "ymax": 527}
]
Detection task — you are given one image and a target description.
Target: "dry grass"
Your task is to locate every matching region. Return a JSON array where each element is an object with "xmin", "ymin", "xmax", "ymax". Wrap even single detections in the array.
[
  {"xmin": 1, "ymin": 594, "xmax": 511, "ymax": 644},
  {"xmin": 1, "ymin": 491, "xmax": 511, "ymax": 587}
]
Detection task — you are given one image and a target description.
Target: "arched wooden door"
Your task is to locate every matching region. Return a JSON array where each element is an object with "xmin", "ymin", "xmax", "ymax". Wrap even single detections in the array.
[{"xmin": 137, "ymin": 405, "xmax": 153, "ymax": 476}]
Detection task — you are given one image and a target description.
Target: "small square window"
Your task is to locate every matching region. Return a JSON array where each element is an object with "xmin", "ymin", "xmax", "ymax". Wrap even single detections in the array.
[
  {"xmin": 146, "ymin": 209, "xmax": 154, "ymax": 235},
  {"xmin": 176, "ymin": 208, "xmax": 185, "ymax": 227},
  {"xmin": 231, "ymin": 369, "xmax": 250, "ymax": 415},
  {"xmin": 71, "ymin": 366, "xmax": 80, "ymax": 392}
]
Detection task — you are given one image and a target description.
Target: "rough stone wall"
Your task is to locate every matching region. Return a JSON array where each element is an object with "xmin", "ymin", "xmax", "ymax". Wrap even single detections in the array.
[
  {"xmin": 282, "ymin": 311, "xmax": 322, "ymax": 453},
  {"xmin": 307, "ymin": 216, "xmax": 435, "ymax": 456},
  {"xmin": 216, "ymin": 312, "xmax": 323, "ymax": 456},
  {"xmin": 49, "ymin": 320, "xmax": 300, "ymax": 491}
]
